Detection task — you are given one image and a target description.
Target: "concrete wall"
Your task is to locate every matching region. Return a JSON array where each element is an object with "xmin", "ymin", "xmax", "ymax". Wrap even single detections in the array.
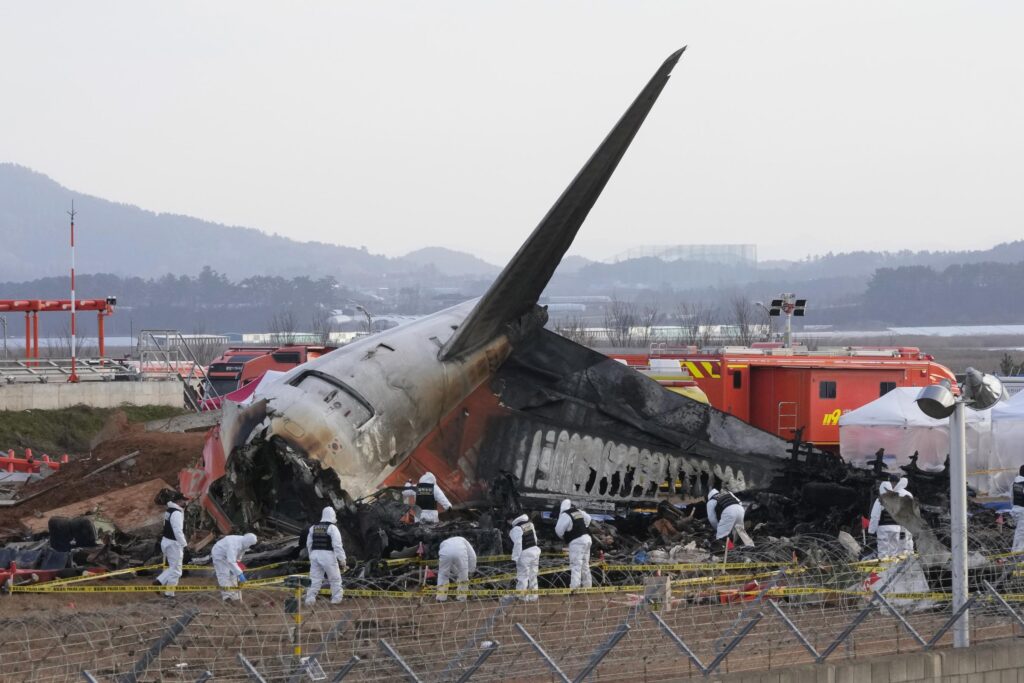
[
  {"xmin": 709, "ymin": 639, "xmax": 1024, "ymax": 682},
  {"xmin": 0, "ymin": 380, "xmax": 183, "ymax": 410}
]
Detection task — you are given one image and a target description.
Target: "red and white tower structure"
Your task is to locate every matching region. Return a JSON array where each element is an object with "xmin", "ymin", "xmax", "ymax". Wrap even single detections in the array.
[{"xmin": 68, "ymin": 201, "xmax": 79, "ymax": 383}]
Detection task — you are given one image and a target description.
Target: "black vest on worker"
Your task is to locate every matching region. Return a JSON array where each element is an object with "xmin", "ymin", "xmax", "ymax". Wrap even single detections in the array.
[
  {"xmin": 516, "ymin": 520, "xmax": 538, "ymax": 550},
  {"xmin": 1014, "ymin": 479, "xmax": 1024, "ymax": 508},
  {"xmin": 162, "ymin": 509, "xmax": 181, "ymax": 540},
  {"xmin": 714, "ymin": 491, "xmax": 740, "ymax": 512},
  {"xmin": 416, "ymin": 483, "xmax": 435, "ymax": 508},
  {"xmin": 877, "ymin": 501, "xmax": 897, "ymax": 527},
  {"xmin": 162, "ymin": 508, "xmax": 180, "ymax": 542},
  {"xmin": 563, "ymin": 508, "xmax": 588, "ymax": 543},
  {"xmin": 310, "ymin": 523, "xmax": 334, "ymax": 551}
]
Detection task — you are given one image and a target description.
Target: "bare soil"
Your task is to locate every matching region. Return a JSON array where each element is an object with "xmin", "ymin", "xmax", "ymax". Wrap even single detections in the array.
[{"xmin": 0, "ymin": 413, "xmax": 205, "ymax": 534}]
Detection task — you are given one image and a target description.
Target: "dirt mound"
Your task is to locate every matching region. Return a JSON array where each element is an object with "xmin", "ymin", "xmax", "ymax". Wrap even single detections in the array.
[{"xmin": 0, "ymin": 422, "xmax": 206, "ymax": 533}]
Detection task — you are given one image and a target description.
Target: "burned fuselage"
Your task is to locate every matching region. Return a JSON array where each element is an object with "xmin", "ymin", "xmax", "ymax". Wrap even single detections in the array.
[{"xmin": 207, "ymin": 48, "xmax": 870, "ymax": 535}]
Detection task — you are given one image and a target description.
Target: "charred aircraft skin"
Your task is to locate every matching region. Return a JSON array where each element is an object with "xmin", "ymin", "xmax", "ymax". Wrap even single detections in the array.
[
  {"xmin": 480, "ymin": 328, "xmax": 798, "ymax": 507},
  {"xmin": 212, "ymin": 48, "xmax": 873, "ymax": 533},
  {"xmin": 221, "ymin": 300, "xmax": 528, "ymax": 502}
]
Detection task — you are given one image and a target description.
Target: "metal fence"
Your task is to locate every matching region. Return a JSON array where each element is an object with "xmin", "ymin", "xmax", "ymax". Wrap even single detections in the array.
[{"xmin": 5, "ymin": 541, "xmax": 1024, "ymax": 683}]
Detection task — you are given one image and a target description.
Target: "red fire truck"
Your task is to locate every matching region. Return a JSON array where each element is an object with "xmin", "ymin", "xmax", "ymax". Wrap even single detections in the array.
[
  {"xmin": 610, "ymin": 343, "xmax": 957, "ymax": 451},
  {"xmin": 202, "ymin": 345, "xmax": 337, "ymax": 409}
]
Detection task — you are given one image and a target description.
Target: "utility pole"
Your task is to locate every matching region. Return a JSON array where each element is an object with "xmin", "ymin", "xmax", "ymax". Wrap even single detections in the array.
[
  {"xmin": 68, "ymin": 201, "xmax": 79, "ymax": 382},
  {"xmin": 0, "ymin": 316, "xmax": 7, "ymax": 359}
]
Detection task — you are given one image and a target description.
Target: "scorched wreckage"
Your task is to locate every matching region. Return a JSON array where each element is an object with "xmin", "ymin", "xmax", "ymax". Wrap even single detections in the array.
[{"xmin": 181, "ymin": 48, "xmax": 937, "ymax": 554}]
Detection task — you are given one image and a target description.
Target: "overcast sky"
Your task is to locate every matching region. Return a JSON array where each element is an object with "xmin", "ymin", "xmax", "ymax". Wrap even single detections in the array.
[{"xmin": 1, "ymin": 2, "xmax": 1021, "ymax": 264}]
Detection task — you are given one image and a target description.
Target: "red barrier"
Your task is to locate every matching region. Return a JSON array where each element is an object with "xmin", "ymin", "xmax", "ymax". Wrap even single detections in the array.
[{"xmin": 0, "ymin": 449, "xmax": 67, "ymax": 473}]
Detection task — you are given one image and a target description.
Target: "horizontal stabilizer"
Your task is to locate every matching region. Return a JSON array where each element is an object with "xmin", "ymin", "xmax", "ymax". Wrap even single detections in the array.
[{"xmin": 440, "ymin": 47, "xmax": 686, "ymax": 360}]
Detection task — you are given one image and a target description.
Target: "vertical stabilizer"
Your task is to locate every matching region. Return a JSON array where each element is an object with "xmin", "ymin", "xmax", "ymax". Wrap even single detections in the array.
[{"xmin": 440, "ymin": 47, "xmax": 686, "ymax": 360}]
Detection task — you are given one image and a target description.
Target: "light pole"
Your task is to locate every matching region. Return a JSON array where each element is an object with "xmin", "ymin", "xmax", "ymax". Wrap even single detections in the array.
[
  {"xmin": 916, "ymin": 368, "xmax": 1003, "ymax": 648},
  {"xmin": 355, "ymin": 305, "xmax": 374, "ymax": 335},
  {"xmin": 766, "ymin": 294, "xmax": 806, "ymax": 348},
  {"xmin": 0, "ymin": 316, "xmax": 7, "ymax": 359}
]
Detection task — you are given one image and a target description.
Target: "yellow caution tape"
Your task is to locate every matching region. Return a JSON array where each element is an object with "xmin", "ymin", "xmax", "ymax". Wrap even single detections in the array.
[
  {"xmin": 15, "ymin": 576, "xmax": 1024, "ymax": 604},
  {"xmin": 31, "ymin": 564, "xmax": 167, "ymax": 587},
  {"xmin": 599, "ymin": 562, "xmax": 795, "ymax": 572}
]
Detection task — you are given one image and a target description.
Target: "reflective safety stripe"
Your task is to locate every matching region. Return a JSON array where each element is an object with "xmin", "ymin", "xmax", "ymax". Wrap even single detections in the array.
[
  {"xmin": 416, "ymin": 483, "xmax": 435, "ymax": 509},
  {"xmin": 517, "ymin": 520, "xmax": 537, "ymax": 550},
  {"xmin": 564, "ymin": 508, "xmax": 588, "ymax": 543},
  {"xmin": 310, "ymin": 523, "xmax": 333, "ymax": 551}
]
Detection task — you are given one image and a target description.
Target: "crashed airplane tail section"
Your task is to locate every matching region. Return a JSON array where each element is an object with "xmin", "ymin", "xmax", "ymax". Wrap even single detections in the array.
[
  {"xmin": 203, "ymin": 48, "xmax": 693, "ymax": 530},
  {"xmin": 199, "ymin": 48, "xmax": 865, "ymax": 538}
]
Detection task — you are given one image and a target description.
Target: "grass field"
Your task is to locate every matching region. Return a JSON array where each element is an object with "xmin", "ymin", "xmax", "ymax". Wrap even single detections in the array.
[{"xmin": 0, "ymin": 404, "xmax": 187, "ymax": 455}]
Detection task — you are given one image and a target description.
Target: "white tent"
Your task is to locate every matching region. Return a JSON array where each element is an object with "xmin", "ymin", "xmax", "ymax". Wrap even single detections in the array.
[
  {"xmin": 839, "ymin": 388, "xmax": 993, "ymax": 491},
  {"xmin": 989, "ymin": 391, "xmax": 1024, "ymax": 498}
]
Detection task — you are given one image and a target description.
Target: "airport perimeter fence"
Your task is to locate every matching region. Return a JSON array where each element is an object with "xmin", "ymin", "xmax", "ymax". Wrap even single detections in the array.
[{"xmin": 5, "ymin": 540, "xmax": 1024, "ymax": 683}]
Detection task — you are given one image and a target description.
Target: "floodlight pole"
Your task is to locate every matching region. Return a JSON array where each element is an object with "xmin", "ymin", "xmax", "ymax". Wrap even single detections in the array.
[{"xmin": 949, "ymin": 400, "xmax": 969, "ymax": 648}]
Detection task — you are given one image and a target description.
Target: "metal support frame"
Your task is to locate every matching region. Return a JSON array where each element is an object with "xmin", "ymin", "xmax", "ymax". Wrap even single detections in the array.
[
  {"xmin": 441, "ymin": 596, "xmax": 514, "ymax": 681},
  {"xmin": 984, "ymin": 580, "xmax": 1024, "ymax": 629},
  {"xmin": 926, "ymin": 596, "xmax": 977, "ymax": 650},
  {"xmin": 117, "ymin": 608, "xmax": 198, "ymax": 683},
  {"xmin": 816, "ymin": 559, "xmax": 909, "ymax": 662},
  {"xmin": 454, "ymin": 641, "xmax": 500, "ymax": 683},
  {"xmin": 379, "ymin": 639, "xmax": 423, "ymax": 683},
  {"xmin": 650, "ymin": 610, "xmax": 706, "ymax": 671},
  {"xmin": 704, "ymin": 613, "xmax": 764, "ymax": 675},
  {"xmin": 330, "ymin": 656, "xmax": 362, "ymax": 682},
  {"xmin": 874, "ymin": 593, "xmax": 926, "ymax": 647},
  {"xmin": 711, "ymin": 569, "xmax": 788, "ymax": 652},
  {"xmin": 766, "ymin": 600, "xmax": 819, "ymax": 659},
  {"xmin": 288, "ymin": 615, "xmax": 351, "ymax": 683},
  {"xmin": 238, "ymin": 653, "xmax": 269, "ymax": 683},
  {"xmin": 515, "ymin": 623, "xmax": 570, "ymax": 683},
  {"xmin": 573, "ymin": 622, "xmax": 630, "ymax": 683}
]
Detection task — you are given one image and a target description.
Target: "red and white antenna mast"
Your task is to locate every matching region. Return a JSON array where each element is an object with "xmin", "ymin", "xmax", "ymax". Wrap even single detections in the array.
[{"xmin": 68, "ymin": 201, "xmax": 79, "ymax": 383}]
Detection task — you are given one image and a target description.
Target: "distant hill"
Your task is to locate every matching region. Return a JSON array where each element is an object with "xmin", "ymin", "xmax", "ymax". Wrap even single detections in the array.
[
  {"xmin": 0, "ymin": 164, "xmax": 507, "ymax": 287},
  {"xmin": 401, "ymin": 247, "xmax": 499, "ymax": 277}
]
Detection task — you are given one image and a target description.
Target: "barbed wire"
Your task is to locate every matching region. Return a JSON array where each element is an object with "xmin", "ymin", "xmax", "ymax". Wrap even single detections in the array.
[{"xmin": 6, "ymin": 527, "xmax": 1024, "ymax": 682}]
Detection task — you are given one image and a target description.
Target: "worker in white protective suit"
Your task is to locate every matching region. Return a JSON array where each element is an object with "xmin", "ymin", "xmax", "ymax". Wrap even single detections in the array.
[
  {"xmin": 892, "ymin": 477, "xmax": 915, "ymax": 555},
  {"xmin": 509, "ymin": 513, "xmax": 541, "ymax": 601},
  {"xmin": 868, "ymin": 481, "xmax": 903, "ymax": 559},
  {"xmin": 415, "ymin": 472, "xmax": 452, "ymax": 524},
  {"xmin": 154, "ymin": 492, "xmax": 188, "ymax": 598},
  {"xmin": 211, "ymin": 533, "xmax": 258, "ymax": 601},
  {"xmin": 555, "ymin": 499, "xmax": 592, "ymax": 589},
  {"xmin": 1010, "ymin": 465, "xmax": 1024, "ymax": 553},
  {"xmin": 305, "ymin": 507, "xmax": 347, "ymax": 605},
  {"xmin": 707, "ymin": 488, "xmax": 747, "ymax": 548},
  {"xmin": 436, "ymin": 536, "xmax": 477, "ymax": 602}
]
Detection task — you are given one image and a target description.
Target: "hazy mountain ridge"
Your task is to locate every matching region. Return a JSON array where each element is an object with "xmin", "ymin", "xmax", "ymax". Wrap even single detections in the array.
[
  {"xmin": 2, "ymin": 163, "xmax": 1021, "ymax": 295},
  {"xmin": 0, "ymin": 164, "xmax": 496, "ymax": 282}
]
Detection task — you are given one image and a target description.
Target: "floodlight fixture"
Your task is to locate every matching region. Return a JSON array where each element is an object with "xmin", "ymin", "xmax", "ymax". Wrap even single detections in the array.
[
  {"xmin": 766, "ymin": 294, "xmax": 807, "ymax": 347},
  {"xmin": 915, "ymin": 381, "xmax": 956, "ymax": 419},
  {"xmin": 962, "ymin": 367, "xmax": 1003, "ymax": 410}
]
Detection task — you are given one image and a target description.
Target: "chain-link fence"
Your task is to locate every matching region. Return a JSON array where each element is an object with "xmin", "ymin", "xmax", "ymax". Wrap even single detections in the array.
[{"xmin": 4, "ymin": 540, "xmax": 1024, "ymax": 682}]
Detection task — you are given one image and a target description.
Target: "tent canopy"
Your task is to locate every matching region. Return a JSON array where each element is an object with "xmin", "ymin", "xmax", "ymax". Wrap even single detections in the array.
[{"xmin": 839, "ymin": 388, "xmax": 991, "ymax": 481}]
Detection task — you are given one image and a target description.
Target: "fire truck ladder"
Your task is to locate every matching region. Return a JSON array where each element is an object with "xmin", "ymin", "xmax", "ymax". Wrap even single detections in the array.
[{"xmin": 137, "ymin": 330, "xmax": 219, "ymax": 412}]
